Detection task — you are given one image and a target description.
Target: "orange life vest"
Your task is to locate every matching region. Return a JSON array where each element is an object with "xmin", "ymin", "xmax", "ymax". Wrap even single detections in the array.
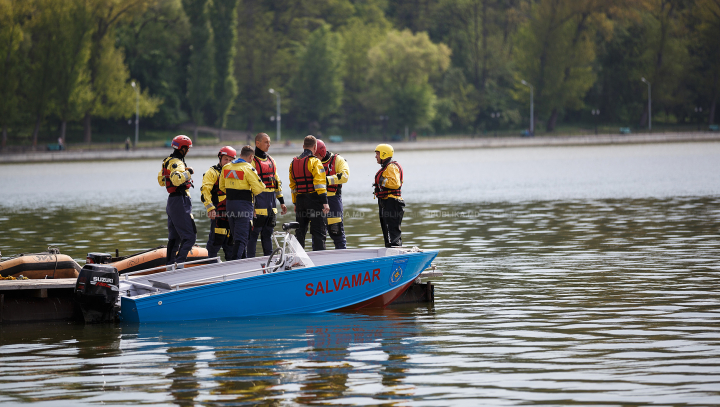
[
  {"xmin": 253, "ymin": 155, "xmax": 278, "ymax": 189},
  {"xmin": 291, "ymin": 156, "xmax": 315, "ymax": 194},
  {"xmin": 374, "ymin": 160, "xmax": 403, "ymax": 199}
]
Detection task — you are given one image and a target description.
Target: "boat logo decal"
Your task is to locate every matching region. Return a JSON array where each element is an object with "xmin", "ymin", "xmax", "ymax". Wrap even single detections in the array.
[{"xmin": 389, "ymin": 258, "xmax": 409, "ymax": 286}]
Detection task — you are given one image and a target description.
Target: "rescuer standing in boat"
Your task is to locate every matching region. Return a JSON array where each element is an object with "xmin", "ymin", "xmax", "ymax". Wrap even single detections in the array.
[
  {"xmin": 220, "ymin": 145, "xmax": 266, "ymax": 260},
  {"xmin": 158, "ymin": 135, "xmax": 196, "ymax": 266},
  {"xmin": 201, "ymin": 146, "xmax": 237, "ymax": 261},
  {"xmin": 315, "ymin": 140, "xmax": 350, "ymax": 249},
  {"xmin": 289, "ymin": 135, "xmax": 330, "ymax": 250},
  {"xmin": 248, "ymin": 132, "xmax": 287, "ymax": 258},
  {"xmin": 373, "ymin": 144, "xmax": 404, "ymax": 247}
]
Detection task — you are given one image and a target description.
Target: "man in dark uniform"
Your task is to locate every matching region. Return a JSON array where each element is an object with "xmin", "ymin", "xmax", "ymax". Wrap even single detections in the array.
[
  {"xmin": 289, "ymin": 135, "xmax": 330, "ymax": 250},
  {"xmin": 373, "ymin": 143, "xmax": 404, "ymax": 247},
  {"xmin": 201, "ymin": 146, "xmax": 236, "ymax": 261},
  {"xmin": 248, "ymin": 133, "xmax": 287, "ymax": 257},
  {"xmin": 157, "ymin": 135, "xmax": 196, "ymax": 266},
  {"xmin": 315, "ymin": 140, "xmax": 350, "ymax": 249}
]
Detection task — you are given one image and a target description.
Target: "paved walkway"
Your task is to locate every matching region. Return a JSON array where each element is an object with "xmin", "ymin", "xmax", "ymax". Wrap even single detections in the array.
[{"xmin": 1, "ymin": 132, "xmax": 719, "ymax": 164}]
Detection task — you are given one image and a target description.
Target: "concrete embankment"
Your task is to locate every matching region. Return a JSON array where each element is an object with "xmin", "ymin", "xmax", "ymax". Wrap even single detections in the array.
[{"xmin": 1, "ymin": 132, "xmax": 719, "ymax": 164}]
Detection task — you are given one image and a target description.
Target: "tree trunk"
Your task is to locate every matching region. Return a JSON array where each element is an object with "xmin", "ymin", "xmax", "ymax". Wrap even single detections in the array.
[
  {"xmin": 193, "ymin": 124, "xmax": 198, "ymax": 141},
  {"xmin": 83, "ymin": 113, "xmax": 92, "ymax": 144},
  {"xmin": 547, "ymin": 108, "xmax": 558, "ymax": 131},
  {"xmin": 1, "ymin": 123, "xmax": 7, "ymax": 150},
  {"xmin": 710, "ymin": 97, "xmax": 717, "ymax": 125},
  {"xmin": 32, "ymin": 115, "xmax": 41, "ymax": 149}
]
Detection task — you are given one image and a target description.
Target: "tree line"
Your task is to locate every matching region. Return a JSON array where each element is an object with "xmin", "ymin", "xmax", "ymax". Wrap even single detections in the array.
[{"xmin": 0, "ymin": 0, "xmax": 718, "ymax": 149}]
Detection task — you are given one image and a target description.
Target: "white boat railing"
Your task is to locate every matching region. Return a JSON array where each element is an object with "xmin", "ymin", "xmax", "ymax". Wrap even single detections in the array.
[
  {"xmin": 161, "ymin": 265, "xmax": 271, "ymax": 291},
  {"xmin": 122, "ymin": 257, "xmax": 220, "ymax": 280}
]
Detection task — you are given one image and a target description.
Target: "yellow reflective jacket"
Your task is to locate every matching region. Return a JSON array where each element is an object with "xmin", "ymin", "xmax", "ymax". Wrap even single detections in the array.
[
  {"xmin": 157, "ymin": 155, "xmax": 192, "ymax": 196},
  {"xmin": 323, "ymin": 153, "xmax": 350, "ymax": 197},
  {"xmin": 200, "ymin": 165, "xmax": 224, "ymax": 213},
  {"xmin": 379, "ymin": 162, "xmax": 402, "ymax": 200},
  {"xmin": 219, "ymin": 160, "xmax": 265, "ymax": 198}
]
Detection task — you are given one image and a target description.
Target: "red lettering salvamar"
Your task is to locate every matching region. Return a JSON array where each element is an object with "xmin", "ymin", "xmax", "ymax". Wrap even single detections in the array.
[{"xmin": 304, "ymin": 268, "xmax": 382, "ymax": 296}]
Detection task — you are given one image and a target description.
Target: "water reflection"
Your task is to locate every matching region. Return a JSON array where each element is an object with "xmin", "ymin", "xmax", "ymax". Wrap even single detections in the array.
[{"xmin": 2, "ymin": 144, "xmax": 720, "ymax": 404}]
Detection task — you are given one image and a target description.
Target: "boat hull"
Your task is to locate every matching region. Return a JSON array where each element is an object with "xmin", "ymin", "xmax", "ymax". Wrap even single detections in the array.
[{"xmin": 120, "ymin": 250, "xmax": 437, "ymax": 323}]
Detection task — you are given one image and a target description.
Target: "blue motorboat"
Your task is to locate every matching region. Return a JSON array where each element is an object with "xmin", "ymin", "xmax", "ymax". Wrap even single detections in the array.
[{"xmin": 84, "ymin": 223, "xmax": 439, "ymax": 323}]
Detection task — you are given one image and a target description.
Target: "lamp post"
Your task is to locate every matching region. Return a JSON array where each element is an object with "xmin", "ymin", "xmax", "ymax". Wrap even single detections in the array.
[
  {"xmin": 591, "ymin": 109, "xmax": 600, "ymax": 135},
  {"xmin": 269, "ymin": 88, "xmax": 281, "ymax": 142},
  {"xmin": 131, "ymin": 81, "xmax": 139, "ymax": 147},
  {"xmin": 520, "ymin": 80, "xmax": 534, "ymax": 135},
  {"xmin": 641, "ymin": 77, "xmax": 651, "ymax": 132}
]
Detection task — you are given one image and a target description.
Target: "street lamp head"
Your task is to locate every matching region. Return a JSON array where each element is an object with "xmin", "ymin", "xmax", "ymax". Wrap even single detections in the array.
[
  {"xmin": 641, "ymin": 77, "xmax": 647, "ymax": 84},
  {"xmin": 521, "ymin": 79, "xmax": 527, "ymax": 85},
  {"xmin": 269, "ymin": 88, "xmax": 275, "ymax": 94},
  {"xmin": 131, "ymin": 81, "xmax": 136, "ymax": 88}
]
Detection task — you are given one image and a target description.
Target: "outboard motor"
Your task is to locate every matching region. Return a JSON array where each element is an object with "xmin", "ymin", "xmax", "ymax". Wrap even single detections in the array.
[
  {"xmin": 75, "ymin": 263, "xmax": 120, "ymax": 323},
  {"xmin": 86, "ymin": 252, "xmax": 112, "ymax": 264}
]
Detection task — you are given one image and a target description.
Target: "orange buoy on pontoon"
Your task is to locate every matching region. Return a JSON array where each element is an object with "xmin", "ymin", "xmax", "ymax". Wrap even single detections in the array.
[
  {"xmin": 0, "ymin": 248, "xmax": 81, "ymax": 279},
  {"xmin": 110, "ymin": 246, "xmax": 211, "ymax": 275}
]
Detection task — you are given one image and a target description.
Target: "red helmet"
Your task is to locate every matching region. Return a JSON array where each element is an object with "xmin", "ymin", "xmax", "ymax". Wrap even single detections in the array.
[
  {"xmin": 315, "ymin": 140, "xmax": 327, "ymax": 158},
  {"xmin": 171, "ymin": 135, "xmax": 192, "ymax": 149},
  {"xmin": 218, "ymin": 146, "xmax": 237, "ymax": 159}
]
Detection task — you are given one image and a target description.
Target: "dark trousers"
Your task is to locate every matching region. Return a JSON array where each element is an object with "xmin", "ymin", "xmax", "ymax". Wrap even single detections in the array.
[
  {"xmin": 295, "ymin": 193, "xmax": 326, "ymax": 251},
  {"xmin": 378, "ymin": 198, "xmax": 404, "ymax": 247},
  {"xmin": 206, "ymin": 218, "xmax": 232, "ymax": 261},
  {"xmin": 247, "ymin": 212, "xmax": 275, "ymax": 257},
  {"xmin": 227, "ymin": 199, "xmax": 254, "ymax": 260},
  {"xmin": 327, "ymin": 194, "xmax": 346, "ymax": 249},
  {"xmin": 166, "ymin": 194, "xmax": 196, "ymax": 265}
]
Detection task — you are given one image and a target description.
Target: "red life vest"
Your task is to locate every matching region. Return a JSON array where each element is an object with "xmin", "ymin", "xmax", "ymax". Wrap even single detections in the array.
[
  {"xmin": 161, "ymin": 155, "xmax": 192, "ymax": 194},
  {"xmin": 201, "ymin": 165, "xmax": 227, "ymax": 211},
  {"xmin": 374, "ymin": 161, "xmax": 403, "ymax": 199},
  {"xmin": 322, "ymin": 153, "xmax": 341, "ymax": 194},
  {"xmin": 253, "ymin": 155, "xmax": 278, "ymax": 189},
  {"xmin": 291, "ymin": 156, "xmax": 315, "ymax": 194}
]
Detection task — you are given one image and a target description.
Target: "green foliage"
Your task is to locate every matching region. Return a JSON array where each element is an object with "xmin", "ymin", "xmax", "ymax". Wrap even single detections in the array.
[
  {"xmin": 2, "ymin": 0, "xmax": 719, "ymax": 146},
  {"xmin": 0, "ymin": 0, "xmax": 28, "ymax": 133},
  {"xmin": 208, "ymin": 0, "xmax": 239, "ymax": 129},
  {"xmin": 117, "ymin": 0, "xmax": 190, "ymax": 128},
  {"xmin": 290, "ymin": 24, "xmax": 344, "ymax": 129},
  {"xmin": 183, "ymin": 0, "xmax": 214, "ymax": 134},
  {"xmin": 367, "ymin": 29, "xmax": 451, "ymax": 130},
  {"xmin": 514, "ymin": 0, "xmax": 600, "ymax": 130},
  {"xmin": 339, "ymin": 17, "xmax": 388, "ymax": 131}
]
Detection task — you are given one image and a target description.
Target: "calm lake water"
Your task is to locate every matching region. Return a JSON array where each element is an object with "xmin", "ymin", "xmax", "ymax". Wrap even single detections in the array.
[{"xmin": 1, "ymin": 142, "xmax": 720, "ymax": 405}]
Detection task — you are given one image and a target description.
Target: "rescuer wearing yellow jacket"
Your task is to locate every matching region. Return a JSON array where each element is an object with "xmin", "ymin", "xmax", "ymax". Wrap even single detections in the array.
[
  {"xmin": 219, "ymin": 145, "xmax": 266, "ymax": 260},
  {"xmin": 157, "ymin": 135, "xmax": 196, "ymax": 266},
  {"xmin": 289, "ymin": 135, "xmax": 330, "ymax": 251},
  {"xmin": 373, "ymin": 144, "xmax": 404, "ymax": 247},
  {"xmin": 248, "ymin": 132, "xmax": 288, "ymax": 258},
  {"xmin": 200, "ymin": 146, "xmax": 237, "ymax": 261},
  {"xmin": 315, "ymin": 140, "xmax": 350, "ymax": 249}
]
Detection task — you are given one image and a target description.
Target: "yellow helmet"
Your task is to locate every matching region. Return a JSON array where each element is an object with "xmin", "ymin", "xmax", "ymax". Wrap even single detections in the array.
[{"xmin": 375, "ymin": 144, "xmax": 394, "ymax": 160}]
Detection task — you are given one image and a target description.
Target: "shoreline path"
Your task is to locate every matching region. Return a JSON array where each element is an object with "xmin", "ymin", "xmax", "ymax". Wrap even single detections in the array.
[{"xmin": 1, "ymin": 132, "xmax": 719, "ymax": 164}]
